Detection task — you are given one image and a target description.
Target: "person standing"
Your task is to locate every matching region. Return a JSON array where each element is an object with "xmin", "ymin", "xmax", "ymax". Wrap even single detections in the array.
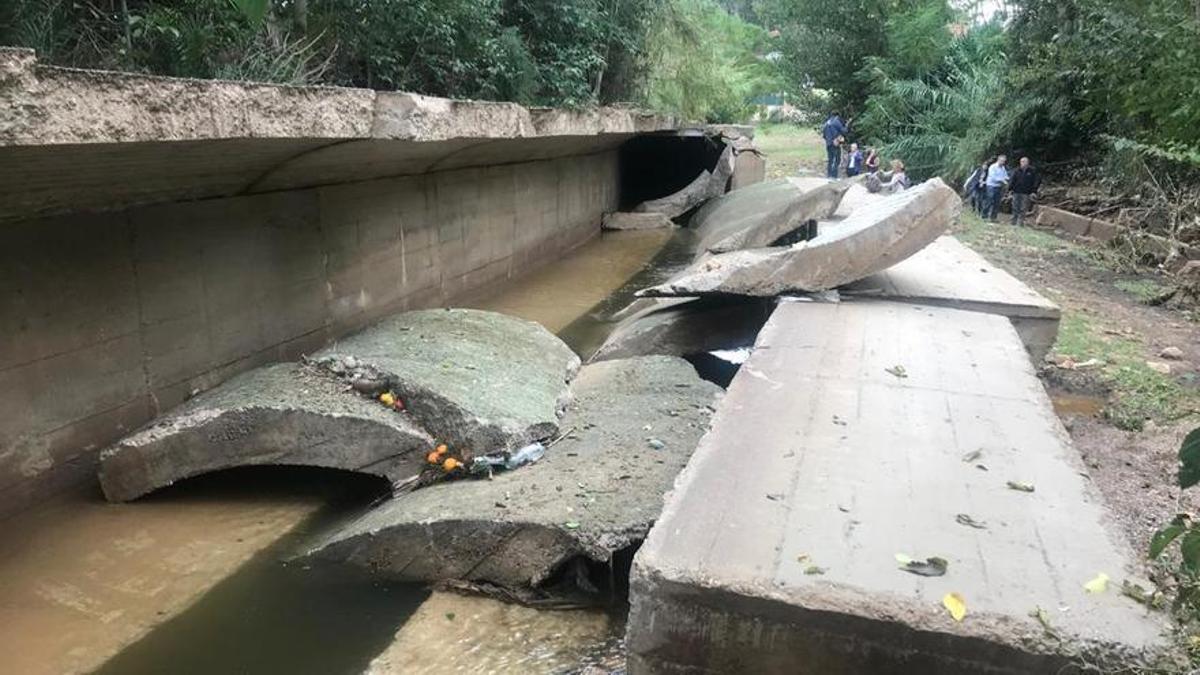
[
  {"xmin": 962, "ymin": 160, "xmax": 990, "ymax": 215},
  {"xmin": 984, "ymin": 155, "xmax": 1009, "ymax": 222},
  {"xmin": 822, "ymin": 112, "xmax": 848, "ymax": 179},
  {"xmin": 845, "ymin": 143, "xmax": 864, "ymax": 177},
  {"xmin": 1008, "ymin": 157, "xmax": 1040, "ymax": 226}
]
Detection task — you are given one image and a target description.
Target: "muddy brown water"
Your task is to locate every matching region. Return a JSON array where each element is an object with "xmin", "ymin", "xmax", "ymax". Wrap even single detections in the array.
[{"xmin": 0, "ymin": 228, "xmax": 691, "ymax": 675}]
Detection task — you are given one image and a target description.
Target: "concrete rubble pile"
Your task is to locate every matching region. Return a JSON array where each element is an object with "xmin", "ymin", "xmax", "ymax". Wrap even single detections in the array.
[
  {"xmin": 99, "ymin": 309, "xmax": 579, "ymax": 502},
  {"xmin": 307, "ymin": 356, "xmax": 723, "ymax": 593}
]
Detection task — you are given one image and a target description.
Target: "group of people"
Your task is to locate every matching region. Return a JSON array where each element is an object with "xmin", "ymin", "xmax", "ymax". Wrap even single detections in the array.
[
  {"xmin": 822, "ymin": 112, "xmax": 910, "ymax": 194},
  {"xmin": 963, "ymin": 155, "xmax": 1041, "ymax": 225}
]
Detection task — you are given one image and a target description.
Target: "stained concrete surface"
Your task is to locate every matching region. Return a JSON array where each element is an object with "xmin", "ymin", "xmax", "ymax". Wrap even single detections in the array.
[
  {"xmin": 706, "ymin": 180, "xmax": 852, "ymax": 253},
  {"xmin": 309, "ymin": 356, "xmax": 722, "ymax": 590},
  {"xmin": 627, "ymin": 301, "xmax": 1165, "ymax": 673},
  {"xmin": 689, "ymin": 179, "xmax": 806, "ymax": 254},
  {"xmin": 97, "ymin": 364, "xmax": 433, "ymax": 501},
  {"xmin": 313, "ymin": 309, "xmax": 580, "ymax": 456},
  {"xmin": 602, "ymin": 212, "xmax": 675, "ymax": 231},
  {"xmin": 641, "ymin": 178, "xmax": 961, "ymax": 298},
  {"xmin": 844, "ymin": 235, "xmax": 1062, "ymax": 361}
]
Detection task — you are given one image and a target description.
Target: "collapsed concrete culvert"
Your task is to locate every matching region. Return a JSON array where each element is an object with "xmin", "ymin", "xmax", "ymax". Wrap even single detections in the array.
[
  {"xmin": 639, "ymin": 178, "xmax": 961, "ymax": 298},
  {"xmin": 312, "ymin": 309, "xmax": 580, "ymax": 456},
  {"xmin": 591, "ymin": 297, "xmax": 775, "ymax": 363},
  {"xmin": 633, "ymin": 144, "xmax": 735, "ymax": 219},
  {"xmin": 97, "ymin": 363, "xmax": 434, "ymax": 502},
  {"xmin": 706, "ymin": 180, "xmax": 853, "ymax": 254},
  {"xmin": 306, "ymin": 355, "xmax": 723, "ymax": 595}
]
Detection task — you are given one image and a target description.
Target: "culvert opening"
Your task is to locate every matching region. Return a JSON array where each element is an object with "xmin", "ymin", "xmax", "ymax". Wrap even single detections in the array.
[
  {"xmin": 618, "ymin": 133, "xmax": 727, "ymax": 211},
  {"xmin": 138, "ymin": 464, "xmax": 394, "ymax": 507}
]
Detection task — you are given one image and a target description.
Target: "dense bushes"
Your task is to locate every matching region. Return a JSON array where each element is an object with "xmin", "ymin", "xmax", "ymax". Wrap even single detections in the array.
[{"xmin": 0, "ymin": 0, "xmax": 775, "ymax": 121}]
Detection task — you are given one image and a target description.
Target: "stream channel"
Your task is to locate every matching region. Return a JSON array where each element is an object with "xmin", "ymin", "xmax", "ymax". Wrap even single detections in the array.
[{"xmin": 0, "ymin": 226, "xmax": 713, "ymax": 675}]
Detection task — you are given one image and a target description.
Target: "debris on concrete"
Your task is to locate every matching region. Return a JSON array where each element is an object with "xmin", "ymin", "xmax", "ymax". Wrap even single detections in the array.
[
  {"xmin": 627, "ymin": 301, "xmax": 1166, "ymax": 674},
  {"xmin": 601, "ymin": 212, "xmax": 675, "ymax": 231},
  {"xmin": 638, "ymin": 178, "xmax": 961, "ymax": 298},
  {"xmin": 843, "ymin": 235, "xmax": 1062, "ymax": 362},
  {"xmin": 306, "ymin": 355, "xmax": 722, "ymax": 594},
  {"xmin": 98, "ymin": 363, "xmax": 434, "ymax": 502},
  {"xmin": 634, "ymin": 144, "xmax": 735, "ymax": 219},
  {"xmin": 312, "ymin": 309, "xmax": 580, "ymax": 455}
]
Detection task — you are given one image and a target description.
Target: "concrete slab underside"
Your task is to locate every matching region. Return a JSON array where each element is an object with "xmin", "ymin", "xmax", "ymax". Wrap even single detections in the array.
[
  {"xmin": 845, "ymin": 236, "xmax": 1061, "ymax": 361},
  {"xmin": 628, "ymin": 301, "xmax": 1163, "ymax": 674}
]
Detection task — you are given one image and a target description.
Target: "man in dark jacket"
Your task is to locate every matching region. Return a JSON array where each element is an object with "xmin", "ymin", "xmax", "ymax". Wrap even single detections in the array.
[
  {"xmin": 1009, "ymin": 157, "xmax": 1041, "ymax": 226},
  {"xmin": 822, "ymin": 112, "xmax": 848, "ymax": 179}
]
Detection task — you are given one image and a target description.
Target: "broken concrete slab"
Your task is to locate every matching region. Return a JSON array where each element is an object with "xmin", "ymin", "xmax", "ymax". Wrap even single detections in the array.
[
  {"xmin": 602, "ymin": 212, "xmax": 675, "ymax": 231},
  {"xmin": 689, "ymin": 179, "xmax": 807, "ymax": 253},
  {"xmin": 307, "ymin": 355, "xmax": 722, "ymax": 590},
  {"xmin": 789, "ymin": 175, "xmax": 882, "ymax": 218},
  {"xmin": 312, "ymin": 309, "xmax": 579, "ymax": 455},
  {"xmin": 843, "ymin": 235, "xmax": 1062, "ymax": 361},
  {"xmin": 706, "ymin": 180, "xmax": 852, "ymax": 254},
  {"xmin": 634, "ymin": 144, "xmax": 735, "ymax": 219},
  {"xmin": 640, "ymin": 178, "xmax": 961, "ymax": 298},
  {"xmin": 97, "ymin": 363, "xmax": 433, "ymax": 501},
  {"xmin": 627, "ymin": 301, "xmax": 1165, "ymax": 674},
  {"xmin": 591, "ymin": 297, "xmax": 775, "ymax": 362}
]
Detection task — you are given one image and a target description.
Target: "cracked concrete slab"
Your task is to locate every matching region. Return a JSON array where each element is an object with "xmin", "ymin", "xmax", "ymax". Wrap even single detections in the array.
[
  {"xmin": 312, "ymin": 309, "xmax": 580, "ymax": 455},
  {"xmin": 844, "ymin": 235, "xmax": 1062, "ymax": 361},
  {"xmin": 306, "ymin": 356, "xmax": 722, "ymax": 590},
  {"xmin": 639, "ymin": 178, "xmax": 961, "ymax": 298},
  {"xmin": 97, "ymin": 363, "xmax": 433, "ymax": 502},
  {"xmin": 688, "ymin": 179, "xmax": 804, "ymax": 254},
  {"xmin": 627, "ymin": 301, "xmax": 1166, "ymax": 674},
  {"xmin": 706, "ymin": 179, "xmax": 852, "ymax": 253}
]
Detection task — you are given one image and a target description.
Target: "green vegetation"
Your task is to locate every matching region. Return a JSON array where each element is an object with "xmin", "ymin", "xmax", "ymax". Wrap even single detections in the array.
[
  {"xmin": 753, "ymin": 123, "xmax": 824, "ymax": 178},
  {"xmin": 1115, "ymin": 279, "xmax": 1171, "ymax": 305},
  {"xmin": 755, "ymin": 0, "xmax": 1200, "ymax": 239},
  {"xmin": 0, "ymin": 0, "xmax": 778, "ymax": 122},
  {"xmin": 1053, "ymin": 311, "xmax": 1193, "ymax": 431}
]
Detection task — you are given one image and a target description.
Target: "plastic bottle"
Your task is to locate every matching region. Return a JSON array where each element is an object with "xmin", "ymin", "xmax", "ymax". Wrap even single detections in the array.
[{"xmin": 505, "ymin": 442, "xmax": 545, "ymax": 471}]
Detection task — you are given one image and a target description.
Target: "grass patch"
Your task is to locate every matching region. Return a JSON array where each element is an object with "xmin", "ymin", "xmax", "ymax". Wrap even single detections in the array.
[
  {"xmin": 1114, "ymin": 278, "xmax": 1170, "ymax": 304},
  {"xmin": 754, "ymin": 123, "xmax": 825, "ymax": 178},
  {"xmin": 1052, "ymin": 312, "xmax": 1195, "ymax": 430}
]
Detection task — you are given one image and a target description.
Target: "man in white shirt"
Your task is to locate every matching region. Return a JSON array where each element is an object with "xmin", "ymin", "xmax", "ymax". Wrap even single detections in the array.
[{"xmin": 984, "ymin": 155, "xmax": 1009, "ymax": 222}]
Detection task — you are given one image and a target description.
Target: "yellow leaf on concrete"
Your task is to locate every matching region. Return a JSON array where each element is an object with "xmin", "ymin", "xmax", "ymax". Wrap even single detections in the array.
[
  {"xmin": 1084, "ymin": 573, "xmax": 1110, "ymax": 594},
  {"xmin": 943, "ymin": 592, "xmax": 966, "ymax": 622}
]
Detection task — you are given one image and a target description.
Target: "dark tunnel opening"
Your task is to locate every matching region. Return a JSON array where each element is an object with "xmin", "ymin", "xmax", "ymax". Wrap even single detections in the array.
[{"xmin": 617, "ymin": 133, "xmax": 727, "ymax": 211}]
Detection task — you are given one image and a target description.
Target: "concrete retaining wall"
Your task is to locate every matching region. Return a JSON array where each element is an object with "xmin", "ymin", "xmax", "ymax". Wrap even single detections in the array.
[{"xmin": 0, "ymin": 152, "xmax": 618, "ymax": 514}]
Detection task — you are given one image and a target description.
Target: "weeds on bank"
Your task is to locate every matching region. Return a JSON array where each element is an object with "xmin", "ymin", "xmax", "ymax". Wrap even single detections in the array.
[
  {"xmin": 1053, "ymin": 312, "xmax": 1195, "ymax": 430},
  {"xmin": 754, "ymin": 124, "xmax": 825, "ymax": 178},
  {"xmin": 1116, "ymin": 278, "xmax": 1172, "ymax": 304}
]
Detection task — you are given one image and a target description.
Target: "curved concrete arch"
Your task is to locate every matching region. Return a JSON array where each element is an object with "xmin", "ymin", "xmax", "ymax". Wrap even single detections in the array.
[{"xmin": 98, "ymin": 364, "xmax": 434, "ymax": 502}]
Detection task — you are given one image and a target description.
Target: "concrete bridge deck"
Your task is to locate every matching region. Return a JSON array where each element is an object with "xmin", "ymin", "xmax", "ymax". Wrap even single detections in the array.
[{"xmin": 628, "ymin": 300, "xmax": 1163, "ymax": 673}]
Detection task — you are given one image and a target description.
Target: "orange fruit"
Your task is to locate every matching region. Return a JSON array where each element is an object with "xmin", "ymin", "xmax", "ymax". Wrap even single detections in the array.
[{"xmin": 442, "ymin": 458, "xmax": 461, "ymax": 472}]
